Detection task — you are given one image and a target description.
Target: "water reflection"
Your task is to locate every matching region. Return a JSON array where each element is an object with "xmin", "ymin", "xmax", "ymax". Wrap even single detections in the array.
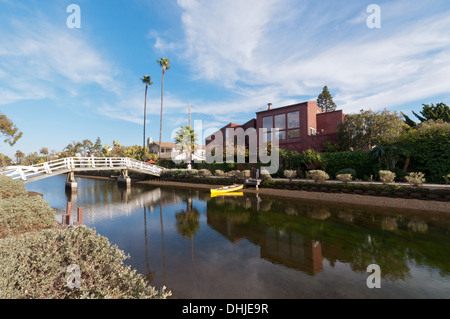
[{"xmin": 25, "ymin": 176, "xmax": 450, "ymax": 298}]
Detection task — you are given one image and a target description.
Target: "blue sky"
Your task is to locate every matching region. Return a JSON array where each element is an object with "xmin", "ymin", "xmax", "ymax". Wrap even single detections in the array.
[{"xmin": 1, "ymin": 0, "xmax": 450, "ymax": 159}]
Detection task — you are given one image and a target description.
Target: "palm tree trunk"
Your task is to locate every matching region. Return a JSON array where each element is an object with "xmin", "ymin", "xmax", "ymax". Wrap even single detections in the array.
[
  {"xmin": 158, "ymin": 69, "xmax": 165, "ymax": 160},
  {"xmin": 143, "ymin": 85, "xmax": 148, "ymax": 161}
]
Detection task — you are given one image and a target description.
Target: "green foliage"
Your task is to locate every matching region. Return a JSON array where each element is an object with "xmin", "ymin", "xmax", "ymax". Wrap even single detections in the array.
[
  {"xmin": 284, "ymin": 170, "xmax": 297, "ymax": 180},
  {"xmin": 300, "ymin": 149, "xmax": 322, "ymax": 169},
  {"xmin": 338, "ymin": 109, "xmax": 407, "ymax": 151},
  {"xmin": 335, "ymin": 168, "xmax": 357, "ymax": 178},
  {"xmin": 0, "ymin": 113, "xmax": 23, "ymax": 146},
  {"xmin": 0, "ymin": 226, "xmax": 172, "ymax": 299},
  {"xmin": 405, "ymin": 172, "xmax": 426, "ymax": 186},
  {"xmin": 0, "ymin": 175, "xmax": 28, "ymax": 199},
  {"xmin": 403, "ymin": 102, "xmax": 450, "ymax": 127},
  {"xmin": 0, "ymin": 153, "xmax": 12, "ymax": 167},
  {"xmin": 396, "ymin": 120, "xmax": 450, "ymax": 183},
  {"xmin": 336, "ymin": 174, "xmax": 353, "ymax": 183},
  {"xmin": 379, "ymin": 170, "xmax": 396, "ymax": 184},
  {"xmin": 0, "ymin": 195, "xmax": 58, "ymax": 239},
  {"xmin": 317, "ymin": 85, "xmax": 337, "ymax": 112},
  {"xmin": 307, "ymin": 170, "xmax": 330, "ymax": 183},
  {"xmin": 322, "ymin": 151, "xmax": 377, "ymax": 179}
]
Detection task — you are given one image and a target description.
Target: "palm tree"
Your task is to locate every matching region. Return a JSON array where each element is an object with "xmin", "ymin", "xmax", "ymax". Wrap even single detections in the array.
[
  {"xmin": 141, "ymin": 75, "xmax": 153, "ymax": 161},
  {"xmin": 174, "ymin": 125, "xmax": 198, "ymax": 167},
  {"xmin": 157, "ymin": 58, "xmax": 171, "ymax": 160}
]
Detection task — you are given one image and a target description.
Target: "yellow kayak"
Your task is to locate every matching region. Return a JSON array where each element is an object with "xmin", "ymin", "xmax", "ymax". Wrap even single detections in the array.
[
  {"xmin": 211, "ymin": 192, "xmax": 244, "ymax": 198},
  {"xmin": 210, "ymin": 184, "xmax": 244, "ymax": 195}
]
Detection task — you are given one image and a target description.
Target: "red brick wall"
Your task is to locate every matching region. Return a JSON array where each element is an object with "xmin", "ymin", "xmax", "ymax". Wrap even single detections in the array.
[{"xmin": 317, "ymin": 110, "xmax": 344, "ymax": 135}]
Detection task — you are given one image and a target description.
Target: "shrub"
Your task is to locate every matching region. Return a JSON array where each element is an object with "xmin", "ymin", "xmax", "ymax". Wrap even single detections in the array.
[
  {"xmin": 443, "ymin": 173, "xmax": 450, "ymax": 184},
  {"xmin": 284, "ymin": 170, "xmax": 297, "ymax": 181},
  {"xmin": 0, "ymin": 175, "xmax": 28, "ymax": 199},
  {"xmin": 0, "ymin": 195, "xmax": 58, "ymax": 239},
  {"xmin": 307, "ymin": 170, "xmax": 330, "ymax": 183},
  {"xmin": 198, "ymin": 169, "xmax": 212, "ymax": 177},
  {"xmin": 215, "ymin": 170, "xmax": 225, "ymax": 177},
  {"xmin": 322, "ymin": 151, "xmax": 377, "ymax": 180},
  {"xmin": 379, "ymin": 170, "xmax": 396, "ymax": 184},
  {"xmin": 336, "ymin": 174, "xmax": 353, "ymax": 183},
  {"xmin": 242, "ymin": 170, "xmax": 251, "ymax": 179},
  {"xmin": 405, "ymin": 172, "xmax": 426, "ymax": 186},
  {"xmin": 335, "ymin": 168, "xmax": 357, "ymax": 179},
  {"xmin": 300, "ymin": 149, "xmax": 322, "ymax": 169},
  {"xmin": 0, "ymin": 226, "xmax": 172, "ymax": 299}
]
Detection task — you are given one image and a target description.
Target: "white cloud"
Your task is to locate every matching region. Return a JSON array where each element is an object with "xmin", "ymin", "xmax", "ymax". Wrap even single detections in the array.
[
  {"xmin": 175, "ymin": 0, "xmax": 450, "ymax": 114},
  {"xmin": 0, "ymin": 17, "xmax": 121, "ymax": 105}
]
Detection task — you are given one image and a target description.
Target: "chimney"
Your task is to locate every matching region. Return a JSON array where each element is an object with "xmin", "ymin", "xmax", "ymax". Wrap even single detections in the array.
[{"xmin": 268, "ymin": 103, "xmax": 272, "ymax": 110}]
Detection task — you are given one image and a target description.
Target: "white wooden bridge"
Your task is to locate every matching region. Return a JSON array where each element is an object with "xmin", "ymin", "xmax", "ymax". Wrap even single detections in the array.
[{"xmin": 0, "ymin": 157, "xmax": 164, "ymax": 188}]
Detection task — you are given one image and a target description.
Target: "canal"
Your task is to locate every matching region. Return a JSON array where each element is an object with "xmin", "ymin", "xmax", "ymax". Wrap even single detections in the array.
[{"xmin": 25, "ymin": 175, "xmax": 450, "ymax": 299}]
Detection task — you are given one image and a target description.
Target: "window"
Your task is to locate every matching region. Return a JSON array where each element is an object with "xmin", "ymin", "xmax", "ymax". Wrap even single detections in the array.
[
  {"xmin": 274, "ymin": 130, "xmax": 286, "ymax": 141},
  {"xmin": 287, "ymin": 129, "xmax": 300, "ymax": 140},
  {"xmin": 310, "ymin": 127, "xmax": 317, "ymax": 135},
  {"xmin": 287, "ymin": 111, "xmax": 300, "ymax": 129},
  {"xmin": 274, "ymin": 114, "xmax": 286, "ymax": 130},
  {"xmin": 263, "ymin": 116, "xmax": 273, "ymax": 131}
]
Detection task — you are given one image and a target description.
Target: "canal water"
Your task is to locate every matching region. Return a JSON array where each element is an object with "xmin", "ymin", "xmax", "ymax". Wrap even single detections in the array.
[{"xmin": 25, "ymin": 175, "xmax": 450, "ymax": 299}]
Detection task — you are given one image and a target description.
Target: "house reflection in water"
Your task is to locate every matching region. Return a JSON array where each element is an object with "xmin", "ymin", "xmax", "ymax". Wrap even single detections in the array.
[{"xmin": 206, "ymin": 195, "xmax": 324, "ymax": 276}]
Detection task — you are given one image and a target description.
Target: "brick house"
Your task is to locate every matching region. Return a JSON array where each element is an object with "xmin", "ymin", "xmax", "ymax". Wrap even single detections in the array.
[{"xmin": 206, "ymin": 101, "xmax": 344, "ymax": 154}]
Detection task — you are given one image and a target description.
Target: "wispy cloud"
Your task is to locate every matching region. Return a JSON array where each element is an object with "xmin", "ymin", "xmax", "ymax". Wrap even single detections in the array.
[{"xmin": 172, "ymin": 0, "xmax": 450, "ymax": 114}]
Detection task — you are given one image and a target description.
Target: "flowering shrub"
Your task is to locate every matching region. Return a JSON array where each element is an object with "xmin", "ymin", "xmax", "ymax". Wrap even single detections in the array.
[
  {"xmin": 284, "ymin": 170, "xmax": 297, "ymax": 181},
  {"xmin": 405, "ymin": 172, "xmax": 426, "ymax": 186},
  {"xmin": 307, "ymin": 170, "xmax": 330, "ymax": 183},
  {"xmin": 379, "ymin": 170, "xmax": 396, "ymax": 184},
  {"xmin": 336, "ymin": 174, "xmax": 353, "ymax": 183}
]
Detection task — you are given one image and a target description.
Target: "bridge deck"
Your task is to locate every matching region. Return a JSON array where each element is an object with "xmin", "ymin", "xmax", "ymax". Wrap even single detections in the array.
[{"xmin": 0, "ymin": 157, "xmax": 164, "ymax": 183}]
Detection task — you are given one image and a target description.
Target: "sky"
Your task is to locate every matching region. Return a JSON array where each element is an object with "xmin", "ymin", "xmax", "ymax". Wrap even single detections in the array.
[{"xmin": 1, "ymin": 0, "xmax": 450, "ymax": 159}]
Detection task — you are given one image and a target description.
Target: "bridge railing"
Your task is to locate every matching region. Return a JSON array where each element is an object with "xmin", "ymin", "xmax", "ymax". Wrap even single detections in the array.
[{"xmin": 0, "ymin": 157, "xmax": 165, "ymax": 181}]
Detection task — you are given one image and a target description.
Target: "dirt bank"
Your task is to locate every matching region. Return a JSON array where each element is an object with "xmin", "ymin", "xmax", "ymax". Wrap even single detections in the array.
[{"xmin": 137, "ymin": 180, "xmax": 450, "ymax": 218}]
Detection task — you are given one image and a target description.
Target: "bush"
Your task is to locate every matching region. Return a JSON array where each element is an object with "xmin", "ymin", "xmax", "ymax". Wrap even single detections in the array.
[
  {"xmin": 0, "ymin": 195, "xmax": 58, "ymax": 239},
  {"xmin": 307, "ymin": 170, "xmax": 330, "ymax": 183},
  {"xmin": 0, "ymin": 226, "xmax": 172, "ymax": 299},
  {"xmin": 405, "ymin": 172, "xmax": 426, "ymax": 186},
  {"xmin": 444, "ymin": 174, "xmax": 450, "ymax": 184},
  {"xmin": 242, "ymin": 170, "xmax": 251, "ymax": 179},
  {"xmin": 284, "ymin": 170, "xmax": 297, "ymax": 181},
  {"xmin": 379, "ymin": 170, "xmax": 396, "ymax": 184},
  {"xmin": 335, "ymin": 168, "xmax": 357, "ymax": 178},
  {"xmin": 0, "ymin": 175, "xmax": 28, "ymax": 199},
  {"xmin": 336, "ymin": 174, "xmax": 353, "ymax": 183},
  {"xmin": 198, "ymin": 169, "xmax": 212, "ymax": 177},
  {"xmin": 215, "ymin": 170, "xmax": 225, "ymax": 177},
  {"xmin": 322, "ymin": 151, "xmax": 377, "ymax": 179},
  {"xmin": 300, "ymin": 149, "xmax": 322, "ymax": 169}
]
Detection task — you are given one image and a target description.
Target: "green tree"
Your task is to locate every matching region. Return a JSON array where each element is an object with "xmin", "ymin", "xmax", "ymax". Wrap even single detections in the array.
[
  {"xmin": 92, "ymin": 137, "xmax": 103, "ymax": 156},
  {"xmin": 15, "ymin": 150, "xmax": 24, "ymax": 164},
  {"xmin": 338, "ymin": 109, "xmax": 406, "ymax": 151},
  {"xmin": 39, "ymin": 147, "xmax": 49, "ymax": 161},
  {"xmin": 0, "ymin": 153, "xmax": 12, "ymax": 167},
  {"xmin": 157, "ymin": 58, "xmax": 171, "ymax": 160},
  {"xmin": 141, "ymin": 75, "xmax": 154, "ymax": 161},
  {"xmin": 402, "ymin": 102, "xmax": 450, "ymax": 127},
  {"xmin": 317, "ymin": 86, "xmax": 337, "ymax": 113},
  {"xmin": 174, "ymin": 126, "xmax": 198, "ymax": 165},
  {"xmin": 0, "ymin": 113, "xmax": 23, "ymax": 146}
]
